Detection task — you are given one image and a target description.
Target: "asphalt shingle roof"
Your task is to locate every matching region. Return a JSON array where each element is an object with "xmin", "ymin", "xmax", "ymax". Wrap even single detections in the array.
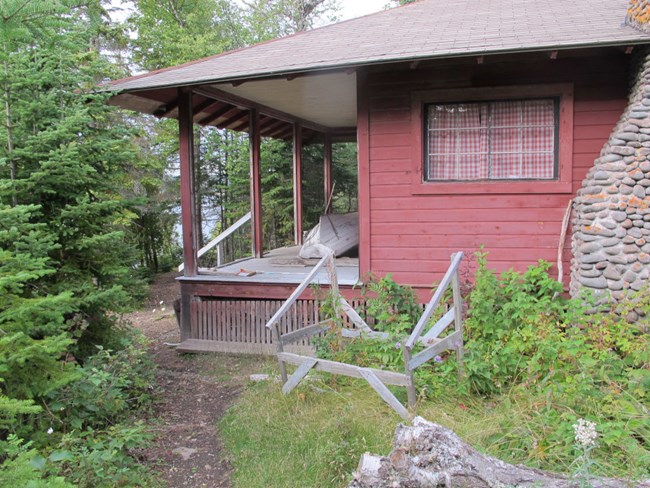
[{"xmin": 109, "ymin": 0, "xmax": 650, "ymax": 92}]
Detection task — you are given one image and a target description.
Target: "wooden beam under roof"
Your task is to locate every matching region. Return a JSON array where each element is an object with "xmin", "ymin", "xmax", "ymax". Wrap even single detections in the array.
[
  {"xmin": 198, "ymin": 104, "xmax": 234, "ymax": 125},
  {"xmin": 191, "ymin": 98, "xmax": 221, "ymax": 118},
  {"xmin": 266, "ymin": 123, "xmax": 293, "ymax": 140},
  {"xmin": 193, "ymin": 86, "xmax": 329, "ymax": 134},
  {"xmin": 230, "ymin": 118, "xmax": 250, "ymax": 132},
  {"xmin": 217, "ymin": 110, "xmax": 249, "ymax": 130},
  {"xmin": 258, "ymin": 115, "xmax": 278, "ymax": 130},
  {"xmin": 261, "ymin": 118, "xmax": 288, "ymax": 137},
  {"xmin": 154, "ymin": 98, "xmax": 179, "ymax": 118}
]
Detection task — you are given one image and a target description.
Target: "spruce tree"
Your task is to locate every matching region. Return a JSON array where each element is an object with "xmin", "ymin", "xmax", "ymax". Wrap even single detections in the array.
[{"xmin": 0, "ymin": 0, "xmax": 145, "ymax": 436}]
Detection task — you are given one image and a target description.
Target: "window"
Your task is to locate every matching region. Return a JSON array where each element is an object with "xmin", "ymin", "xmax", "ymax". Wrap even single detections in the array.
[{"xmin": 425, "ymin": 99, "xmax": 558, "ymax": 181}]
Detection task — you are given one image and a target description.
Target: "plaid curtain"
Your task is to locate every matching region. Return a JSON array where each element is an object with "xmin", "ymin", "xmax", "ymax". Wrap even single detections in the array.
[{"xmin": 427, "ymin": 99, "xmax": 555, "ymax": 181}]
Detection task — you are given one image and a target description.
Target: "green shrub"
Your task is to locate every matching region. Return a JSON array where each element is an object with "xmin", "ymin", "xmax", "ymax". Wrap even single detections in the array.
[
  {"xmin": 0, "ymin": 435, "xmax": 72, "ymax": 488},
  {"xmin": 452, "ymin": 253, "xmax": 648, "ymax": 476},
  {"xmin": 55, "ymin": 423, "xmax": 153, "ymax": 488},
  {"xmin": 314, "ymin": 274, "xmax": 425, "ymax": 370},
  {"xmin": 314, "ymin": 253, "xmax": 649, "ymax": 478},
  {"xmin": 48, "ymin": 331, "xmax": 155, "ymax": 433}
]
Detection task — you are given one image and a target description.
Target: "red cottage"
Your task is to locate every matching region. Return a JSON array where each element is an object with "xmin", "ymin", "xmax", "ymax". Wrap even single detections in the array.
[{"xmin": 107, "ymin": 0, "xmax": 650, "ymax": 353}]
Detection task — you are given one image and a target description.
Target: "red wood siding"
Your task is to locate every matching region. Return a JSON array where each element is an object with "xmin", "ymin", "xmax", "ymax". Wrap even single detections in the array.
[{"xmin": 361, "ymin": 51, "xmax": 629, "ymax": 289}]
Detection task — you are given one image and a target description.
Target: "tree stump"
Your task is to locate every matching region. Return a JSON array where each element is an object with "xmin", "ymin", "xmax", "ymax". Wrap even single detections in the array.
[{"xmin": 350, "ymin": 417, "xmax": 649, "ymax": 488}]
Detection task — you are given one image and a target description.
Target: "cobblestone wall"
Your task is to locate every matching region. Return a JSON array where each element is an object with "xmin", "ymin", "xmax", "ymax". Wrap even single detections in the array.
[{"xmin": 571, "ymin": 49, "xmax": 650, "ymax": 306}]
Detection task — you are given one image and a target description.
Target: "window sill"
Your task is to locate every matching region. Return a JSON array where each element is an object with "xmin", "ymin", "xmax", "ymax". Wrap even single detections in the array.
[{"xmin": 410, "ymin": 180, "xmax": 573, "ymax": 195}]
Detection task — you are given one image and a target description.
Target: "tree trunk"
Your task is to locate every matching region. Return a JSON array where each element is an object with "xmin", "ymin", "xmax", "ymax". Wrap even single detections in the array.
[{"xmin": 350, "ymin": 417, "xmax": 649, "ymax": 488}]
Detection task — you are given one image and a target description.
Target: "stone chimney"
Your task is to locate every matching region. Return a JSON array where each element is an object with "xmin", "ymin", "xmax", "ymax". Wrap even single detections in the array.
[
  {"xmin": 627, "ymin": 0, "xmax": 650, "ymax": 33},
  {"xmin": 570, "ymin": 49, "xmax": 650, "ymax": 313}
]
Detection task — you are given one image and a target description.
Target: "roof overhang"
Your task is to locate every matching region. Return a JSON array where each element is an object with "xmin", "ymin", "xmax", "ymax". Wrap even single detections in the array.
[{"xmin": 108, "ymin": 70, "xmax": 357, "ymax": 132}]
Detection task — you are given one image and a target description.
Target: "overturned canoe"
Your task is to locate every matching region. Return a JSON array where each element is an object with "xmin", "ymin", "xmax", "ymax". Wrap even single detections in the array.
[{"xmin": 299, "ymin": 212, "xmax": 359, "ymax": 258}]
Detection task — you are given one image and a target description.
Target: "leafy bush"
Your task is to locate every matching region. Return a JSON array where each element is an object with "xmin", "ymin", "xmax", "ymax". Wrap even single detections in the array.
[
  {"xmin": 0, "ymin": 331, "xmax": 157, "ymax": 486},
  {"xmin": 451, "ymin": 253, "xmax": 648, "ymax": 476},
  {"xmin": 314, "ymin": 253, "xmax": 649, "ymax": 478},
  {"xmin": 0, "ymin": 435, "xmax": 72, "ymax": 488},
  {"xmin": 48, "ymin": 331, "xmax": 155, "ymax": 433},
  {"xmin": 54, "ymin": 423, "xmax": 153, "ymax": 488},
  {"xmin": 314, "ymin": 274, "xmax": 424, "ymax": 371}
]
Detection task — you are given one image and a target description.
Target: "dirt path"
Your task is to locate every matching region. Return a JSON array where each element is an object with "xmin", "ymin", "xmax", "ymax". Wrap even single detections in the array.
[{"xmin": 126, "ymin": 272, "xmax": 263, "ymax": 488}]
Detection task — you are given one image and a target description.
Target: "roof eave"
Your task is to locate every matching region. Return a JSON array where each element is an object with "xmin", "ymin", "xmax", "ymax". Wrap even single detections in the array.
[{"xmin": 105, "ymin": 39, "xmax": 650, "ymax": 96}]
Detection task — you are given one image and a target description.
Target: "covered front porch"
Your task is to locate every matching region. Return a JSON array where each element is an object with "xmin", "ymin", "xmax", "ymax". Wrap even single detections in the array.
[{"xmin": 108, "ymin": 69, "xmax": 364, "ymax": 351}]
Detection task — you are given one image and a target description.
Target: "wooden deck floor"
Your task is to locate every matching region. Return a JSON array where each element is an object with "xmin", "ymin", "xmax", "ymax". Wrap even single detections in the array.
[{"xmin": 183, "ymin": 246, "xmax": 359, "ymax": 286}]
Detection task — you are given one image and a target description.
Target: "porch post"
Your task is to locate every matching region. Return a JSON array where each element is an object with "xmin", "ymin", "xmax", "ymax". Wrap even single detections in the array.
[
  {"xmin": 357, "ymin": 70, "xmax": 371, "ymax": 277},
  {"xmin": 178, "ymin": 88, "xmax": 198, "ymax": 277},
  {"xmin": 249, "ymin": 108, "xmax": 263, "ymax": 258},
  {"xmin": 324, "ymin": 132, "xmax": 333, "ymax": 214},
  {"xmin": 293, "ymin": 123, "xmax": 303, "ymax": 245}
]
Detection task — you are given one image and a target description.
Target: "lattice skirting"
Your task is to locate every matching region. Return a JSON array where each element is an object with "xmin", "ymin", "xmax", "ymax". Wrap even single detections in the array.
[{"xmin": 180, "ymin": 297, "xmax": 364, "ymax": 355}]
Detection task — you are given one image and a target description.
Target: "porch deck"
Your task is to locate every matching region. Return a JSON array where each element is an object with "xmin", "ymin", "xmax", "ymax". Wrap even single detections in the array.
[
  {"xmin": 182, "ymin": 245, "xmax": 360, "ymax": 286},
  {"xmin": 175, "ymin": 246, "xmax": 360, "ymax": 355}
]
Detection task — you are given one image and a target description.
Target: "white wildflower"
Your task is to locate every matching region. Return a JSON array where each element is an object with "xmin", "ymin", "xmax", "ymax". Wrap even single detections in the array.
[
  {"xmin": 159, "ymin": 300, "xmax": 164, "ymax": 305},
  {"xmin": 47, "ymin": 427, "xmax": 54, "ymax": 435},
  {"xmin": 152, "ymin": 309, "xmax": 156, "ymax": 313},
  {"xmin": 161, "ymin": 307, "xmax": 166, "ymax": 312},
  {"xmin": 573, "ymin": 418, "xmax": 598, "ymax": 448}
]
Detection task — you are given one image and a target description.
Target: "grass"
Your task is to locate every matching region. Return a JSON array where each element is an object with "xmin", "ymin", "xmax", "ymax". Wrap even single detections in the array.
[
  {"xmin": 219, "ymin": 373, "xmax": 397, "ymax": 488},
  {"xmin": 219, "ymin": 367, "xmax": 649, "ymax": 488}
]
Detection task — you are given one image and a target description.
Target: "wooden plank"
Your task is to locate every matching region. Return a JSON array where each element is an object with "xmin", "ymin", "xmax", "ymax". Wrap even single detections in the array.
[
  {"xmin": 176, "ymin": 339, "xmax": 313, "ymax": 356},
  {"xmin": 341, "ymin": 329, "xmax": 389, "ymax": 340},
  {"xmin": 357, "ymin": 70, "xmax": 371, "ymax": 277},
  {"xmin": 190, "ymin": 300, "xmax": 198, "ymax": 339},
  {"xmin": 178, "ymin": 211, "xmax": 252, "ymax": 272},
  {"xmin": 197, "ymin": 103, "xmax": 233, "ymax": 126},
  {"xmin": 253, "ymin": 300, "xmax": 259, "ymax": 345},
  {"xmin": 370, "ymin": 207, "xmax": 566, "ymax": 223},
  {"xmin": 203, "ymin": 300, "xmax": 209, "ymax": 340},
  {"xmin": 406, "ymin": 252, "xmax": 463, "ymax": 349},
  {"xmin": 452, "ymin": 268, "xmax": 464, "ymax": 370},
  {"xmin": 339, "ymin": 297, "xmax": 371, "ymax": 331},
  {"xmin": 371, "ymin": 219, "xmax": 563, "ymax": 236},
  {"xmin": 282, "ymin": 357, "xmax": 318, "ymax": 395},
  {"xmin": 217, "ymin": 300, "xmax": 223, "ymax": 341},
  {"xmin": 264, "ymin": 253, "xmax": 332, "ymax": 330},
  {"xmin": 409, "ymin": 330, "xmax": 462, "ymax": 370},
  {"xmin": 359, "ymin": 368, "xmax": 411, "ymax": 420},
  {"xmin": 178, "ymin": 89, "xmax": 198, "ymax": 277},
  {"xmin": 326, "ymin": 255, "xmax": 339, "ymax": 294},
  {"xmin": 206, "ymin": 300, "xmax": 212, "ymax": 341},
  {"xmin": 293, "ymin": 123, "xmax": 303, "ymax": 245},
  {"xmin": 402, "ymin": 346, "xmax": 417, "ymax": 408},
  {"xmin": 278, "ymin": 352, "xmax": 409, "ymax": 387},
  {"xmin": 250, "ymin": 108, "xmax": 263, "ymax": 258},
  {"xmin": 209, "ymin": 300, "xmax": 215, "ymax": 340},
  {"xmin": 280, "ymin": 321, "xmax": 331, "ymax": 345},
  {"xmin": 419, "ymin": 308, "xmax": 455, "ymax": 345},
  {"xmin": 324, "ymin": 132, "xmax": 332, "ymax": 213},
  {"xmin": 369, "ymin": 193, "xmax": 571, "ymax": 210}
]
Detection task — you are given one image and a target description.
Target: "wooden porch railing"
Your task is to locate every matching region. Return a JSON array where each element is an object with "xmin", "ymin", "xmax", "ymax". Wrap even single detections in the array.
[
  {"xmin": 266, "ymin": 249, "xmax": 465, "ymax": 420},
  {"xmin": 178, "ymin": 211, "xmax": 252, "ymax": 272}
]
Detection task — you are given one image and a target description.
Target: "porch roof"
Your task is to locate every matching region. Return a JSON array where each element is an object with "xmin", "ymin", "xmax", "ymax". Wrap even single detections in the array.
[{"xmin": 107, "ymin": 0, "xmax": 650, "ymax": 131}]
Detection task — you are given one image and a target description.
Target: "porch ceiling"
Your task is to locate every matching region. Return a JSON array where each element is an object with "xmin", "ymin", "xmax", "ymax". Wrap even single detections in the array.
[
  {"xmin": 212, "ymin": 71, "xmax": 357, "ymax": 128},
  {"xmin": 107, "ymin": 70, "xmax": 357, "ymax": 135}
]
